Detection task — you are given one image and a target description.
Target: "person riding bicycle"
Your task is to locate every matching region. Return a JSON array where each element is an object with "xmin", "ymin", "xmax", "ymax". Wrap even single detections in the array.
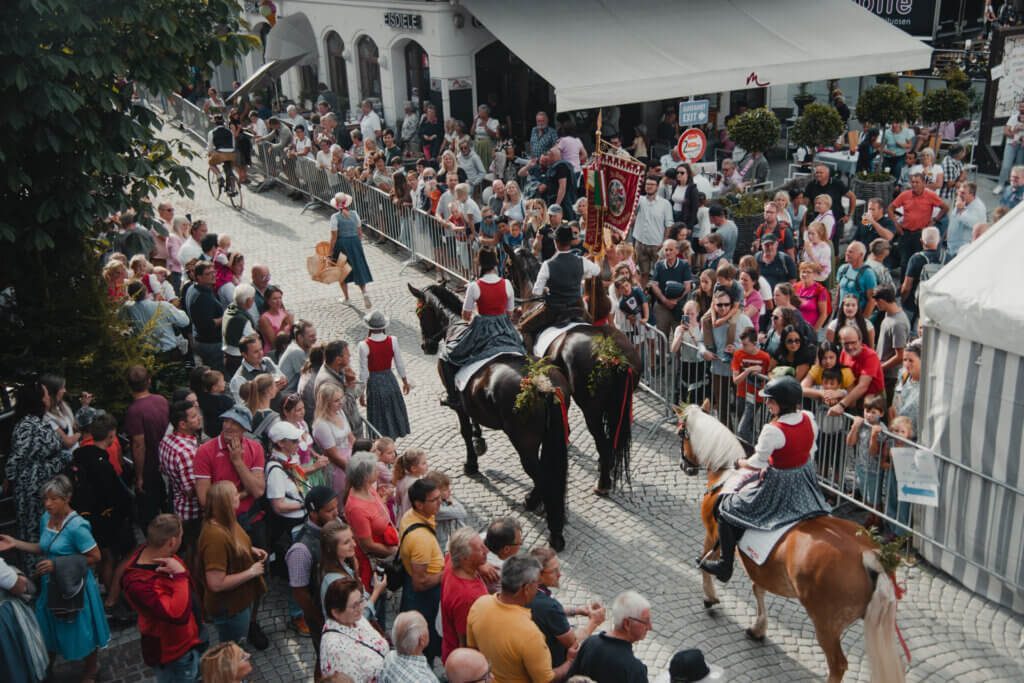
[
  {"xmin": 517, "ymin": 225, "xmax": 600, "ymax": 352},
  {"xmin": 439, "ymin": 248, "xmax": 526, "ymax": 408},
  {"xmin": 699, "ymin": 376, "xmax": 831, "ymax": 583},
  {"xmin": 207, "ymin": 114, "xmax": 238, "ymax": 196}
]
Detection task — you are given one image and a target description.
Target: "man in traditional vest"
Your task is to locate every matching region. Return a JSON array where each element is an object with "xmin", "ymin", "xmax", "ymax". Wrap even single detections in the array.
[
  {"xmin": 229, "ymin": 334, "xmax": 287, "ymax": 401},
  {"xmin": 207, "ymin": 114, "xmax": 237, "ymax": 195},
  {"xmin": 285, "ymin": 486, "xmax": 339, "ymax": 651},
  {"xmin": 518, "ymin": 225, "xmax": 600, "ymax": 352}
]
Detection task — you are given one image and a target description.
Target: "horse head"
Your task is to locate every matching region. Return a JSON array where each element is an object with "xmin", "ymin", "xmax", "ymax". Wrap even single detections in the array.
[
  {"xmin": 675, "ymin": 399, "xmax": 744, "ymax": 475},
  {"xmin": 409, "ymin": 283, "xmax": 458, "ymax": 355},
  {"xmin": 504, "ymin": 244, "xmax": 540, "ymax": 303}
]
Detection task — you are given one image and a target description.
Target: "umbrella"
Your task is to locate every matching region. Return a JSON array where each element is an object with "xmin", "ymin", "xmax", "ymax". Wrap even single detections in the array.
[
  {"xmin": 228, "ymin": 53, "xmax": 306, "ymax": 103},
  {"xmin": 264, "ymin": 12, "xmax": 318, "ymax": 66}
]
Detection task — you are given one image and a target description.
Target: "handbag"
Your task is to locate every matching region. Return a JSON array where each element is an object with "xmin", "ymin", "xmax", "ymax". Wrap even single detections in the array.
[
  {"xmin": 307, "ymin": 241, "xmax": 352, "ymax": 284},
  {"xmin": 383, "ymin": 523, "xmax": 434, "ymax": 591}
]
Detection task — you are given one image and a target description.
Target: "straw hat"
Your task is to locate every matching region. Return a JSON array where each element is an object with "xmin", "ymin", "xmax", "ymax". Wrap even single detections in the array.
[{"xmin": 331, "ymin": 192, "xmax": 353, "ymax": 210}]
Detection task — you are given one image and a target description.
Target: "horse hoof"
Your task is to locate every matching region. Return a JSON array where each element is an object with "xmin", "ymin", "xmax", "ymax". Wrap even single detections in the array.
[
  {"xmin": 463, "ymin": 463, "xmax": 480, "ymax": 477},
  {"xmin": 524, "ymin": 489, "xmax": 543, "ymax": 512},
  {"xmin": 745, "ymin": 628, "xmax": 766, "ymax": 643},
  {"xmin": 473, "ymin": 438, "xmax": 488, "ymax": 456},
  {"xmin": 703, "ymin": 599, "xmax": 720, "ymax": 609},
  {"xmin": 592, "ymin": 486, "xmax": 610, "ymax": 497},
  {"xmin": 549, "ymin": 533, "xmax": 565, "ymax": 552}
]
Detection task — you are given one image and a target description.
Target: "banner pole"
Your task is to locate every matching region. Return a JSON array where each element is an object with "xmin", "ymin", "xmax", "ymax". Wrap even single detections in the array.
[{"xmin": 588, "ymin": 112, "xmax": 605, "ymax": 321}]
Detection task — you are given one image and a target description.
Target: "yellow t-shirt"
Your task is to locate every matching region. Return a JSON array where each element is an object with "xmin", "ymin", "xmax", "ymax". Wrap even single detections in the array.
[
  {"xmin": 398, "ymin": 508, "xmax": 443, "ymax": 575},
  {"xmin": 806, "ymin": 364, "xmax": 856, "ymax": 389},
  {"xmin": 467, "ymin": 594, "xmax": 554, "ymax": 683}
]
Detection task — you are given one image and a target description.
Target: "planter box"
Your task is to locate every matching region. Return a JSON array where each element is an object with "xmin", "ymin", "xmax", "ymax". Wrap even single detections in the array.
[{"xmin": 851, "ymin": 176, "xmax": 896, "ymax": 208}]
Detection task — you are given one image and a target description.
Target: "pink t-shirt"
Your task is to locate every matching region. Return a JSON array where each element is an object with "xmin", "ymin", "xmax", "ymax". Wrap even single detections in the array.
[
  {"xmin": 556, "ymin": 136, "xmax": 585, "ymax": 173},
  {"xmin": 797, "ymin": 282, "xmax": 831, "ymax": 328},
  {"xmin": 344, "ymin": 491, "xmax": 395, "ymax": 590}
]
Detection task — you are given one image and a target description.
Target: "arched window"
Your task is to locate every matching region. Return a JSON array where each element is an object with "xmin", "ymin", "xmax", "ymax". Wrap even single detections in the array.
[
  {"xmin": 357, "ymin": 35, "xmax": 381, "ymax": 101},
  {"xmin": 403, "ymin": 41, "xmax": 429, "ymax": 108},
  {"xmin": 325, "ymin": 31, "xmax": 350, "ymax": 114}
]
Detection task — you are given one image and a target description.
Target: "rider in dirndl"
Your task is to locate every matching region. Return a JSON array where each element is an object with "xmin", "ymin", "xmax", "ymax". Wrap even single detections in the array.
[
  {"xmin": 440, "ymin": 248, "xmax": 526, "ymax": 407},
  {"xmin": 700, "ymin": 376, "xmax": 831, "ymax": 583}
]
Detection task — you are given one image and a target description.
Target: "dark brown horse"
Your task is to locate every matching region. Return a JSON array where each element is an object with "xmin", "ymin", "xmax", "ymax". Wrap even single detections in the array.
[
  {"xmin": 504, "ymin": 245, "xmax": 641, "ymax": 495},
  {"xmin": 408, "ymin": 283, "xmax": 573, "ymax": 550},
  {"xmin": 677, "ymin": 403, "xmax": 906, "ymax": 683}
]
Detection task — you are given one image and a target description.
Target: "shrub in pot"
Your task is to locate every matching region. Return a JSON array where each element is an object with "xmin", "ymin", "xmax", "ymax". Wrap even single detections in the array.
[
  {"xmin": 920, "ymin": 88, "xmax": 970, "ymax": 126},
  {"xmin": 790, "ymin": 103, "xmax": 845, "ymax": 151},
  {"xmin": 719, "ymin": 191, "xmax": 772, "ymax": 256},
  {"xmin": 854, "ymin": 84, "xmax": 918, "ymax": 130},
  {"xmin": 727, "ymin": 107, "xmax": 781, "ymax": 156}
]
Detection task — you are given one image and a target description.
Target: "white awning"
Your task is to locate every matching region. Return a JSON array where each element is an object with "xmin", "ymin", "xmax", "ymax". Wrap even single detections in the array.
[
  {"xmin": 460, "ymin": 0, "xmax": 932, "ymax": 112},
  {"xmin": 264, "ymin": 12, "xmax": 318, "ymax": 67}
]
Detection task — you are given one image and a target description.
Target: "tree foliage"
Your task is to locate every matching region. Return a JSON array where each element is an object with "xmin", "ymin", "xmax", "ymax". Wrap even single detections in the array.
[
  {"xmin": 0, "ymin": 0, "xmax": 253, "ymax": 399},
  {"xmin": 855, "ymin": 84, "xmax": 919, "ymax": 127},
  {"xmin": 790, "ymin": 103, "xmax": 845, "ymax": 150},
  {"xmin": 726, "ymin": 107, "xmax": 781, "ymax": 154},
  {"xmin": 920, "ymin": 88, "xmax": 970, "ymax": 124}
]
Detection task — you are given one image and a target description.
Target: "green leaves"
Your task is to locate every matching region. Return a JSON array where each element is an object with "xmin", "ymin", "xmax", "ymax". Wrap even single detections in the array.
[
  {"xmin": 790, "ymin": 103, "xmax": 845, "ymax": 150},
  {"xmin": 726, "ymin": 107, "xmax": 781, "ymax": 154},
  {"xmin": 855, "ymin": 84, "xmax": 919, "ymax": 128},
  {"xmin": 920, "ymin": 88, "xmax": 970, "ymax": 124}
]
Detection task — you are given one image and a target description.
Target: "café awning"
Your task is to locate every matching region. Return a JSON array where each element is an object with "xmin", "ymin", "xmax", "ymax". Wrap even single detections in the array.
[
  {"xmin": 460, "ymin": 0, "xmax": 932, "ymax": 112},
  {"xmin": 264, "ymin": 12, "xmax": 318, "ymax": 67}
]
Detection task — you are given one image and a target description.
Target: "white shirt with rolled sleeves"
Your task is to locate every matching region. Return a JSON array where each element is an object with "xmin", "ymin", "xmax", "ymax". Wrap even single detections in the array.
[
  {"xmin": 360, "ymin": 110, "xmax": 382, "ymax": 141},
  {"xmin": 745, "ymin": 409, "xmax": 819, "ymax": 470},
  {"xmin": 532, "ymin": 251, "xmax": 601, "ymax": 297},
  {"xmin": 463, "ymin": 273, "xmax": 515, "ymax": 314},
  {"xmin": 630, "ymin": 194, "xmax": 674, "ymax": 247},
  {"xmin": 357, "ymin": 333, "xmax": 407, "ymax": 383}
]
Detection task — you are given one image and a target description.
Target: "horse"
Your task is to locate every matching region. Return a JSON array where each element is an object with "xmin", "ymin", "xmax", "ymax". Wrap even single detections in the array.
[
  {"xmin": 503, "ymin": 244, "xmax": 641, "ymax": 495},
  {"xmin": 677, "ymin": 403, "xmax": 906, "ymax": 683},
  {"xmin": 408, "ymin": 283, "xmax": 573, "ymax": 550}
]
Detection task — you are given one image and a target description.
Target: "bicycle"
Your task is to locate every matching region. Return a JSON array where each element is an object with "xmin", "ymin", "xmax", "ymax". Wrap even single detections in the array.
[{"xmin": 207, "ymin": 153, "xmax": 243, "ymax": 210}]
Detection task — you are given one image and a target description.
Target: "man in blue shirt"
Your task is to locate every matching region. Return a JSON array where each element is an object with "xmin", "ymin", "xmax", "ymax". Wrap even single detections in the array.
[
  {"xmin": 1000, "ymin": 164, "xmax": 1024, "ymax": 210},
  {"xmin": 529, "ymin": 111, "xmax": 558, "ymax": 159},
  {"xmin": 836, "ymin": 241, "xmax": 878, "ymax": 320},
  {"xmin": 946, "ymin": 182, "xmax": 987, "ymax": 258},
  {"xmin": 649, "ymin": 239, "xmax": 693, "ymax": 341}
]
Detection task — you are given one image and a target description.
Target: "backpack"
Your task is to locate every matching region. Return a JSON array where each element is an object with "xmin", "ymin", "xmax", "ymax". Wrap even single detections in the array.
[
  {"xmin": 915, "ymin": 250, "xmax": 945, "ymax": 305},
  {"xmin": 262, "ymin": 458, "xmax": 308, "ymax": 575},
  {"xmin": 383, "ymin": 523, "xmax": 435, "ymax": 591}
]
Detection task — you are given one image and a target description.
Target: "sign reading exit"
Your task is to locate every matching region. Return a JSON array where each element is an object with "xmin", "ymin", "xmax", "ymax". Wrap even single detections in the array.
[{"xmin": 678, "ymin": 99, "xmax": 709, "ymax": 127}]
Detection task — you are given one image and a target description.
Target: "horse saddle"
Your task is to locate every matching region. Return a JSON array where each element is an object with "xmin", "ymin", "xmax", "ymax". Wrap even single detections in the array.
[
  {"xmin": 533, "ymin": 322, "xmax": 591, "ymax": 357},
  {"xmin": 738, "ymin": 521, "xmax": 799, "ymax": 565}
]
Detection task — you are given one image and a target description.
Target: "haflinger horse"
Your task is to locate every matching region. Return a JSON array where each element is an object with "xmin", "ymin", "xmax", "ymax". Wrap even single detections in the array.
[
  {"xmin": 677, "ymin": 403, "xmax": 905, "ymax": 683},
  {"xmin": 408, "ymin": 283, "xmax": 573, "ymax": 550},
  {"xmin": 503, "ymin": 244, "xmax": 641, "ymax": 495}
]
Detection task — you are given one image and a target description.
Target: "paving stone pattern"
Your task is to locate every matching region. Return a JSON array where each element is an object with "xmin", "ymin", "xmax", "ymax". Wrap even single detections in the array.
[{"xmin": 61, "ymin": 131, "xmax": 1024, "ymax": 681}]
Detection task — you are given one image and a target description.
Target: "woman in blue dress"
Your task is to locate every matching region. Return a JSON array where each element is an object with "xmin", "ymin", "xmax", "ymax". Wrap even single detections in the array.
[
  {"xmin": 329, "ymin": 192, "xmax": 374, "ymax": 309},
  {"xmin": 0, "ymin": 475, "xmax": 110, "ymax": 681}
]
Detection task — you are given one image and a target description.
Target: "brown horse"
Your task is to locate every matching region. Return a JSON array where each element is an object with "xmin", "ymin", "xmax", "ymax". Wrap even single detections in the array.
[
  {"xmin": 677, "ymin": 403, "xmax": 906, "ymax": 683},
  {"xmin": 503, "ymin": 245, "xmax": 641, "ymax": 495},
  {"xmin": 408, "ymin": 283, "xmax": 573, "ymax": 550}
]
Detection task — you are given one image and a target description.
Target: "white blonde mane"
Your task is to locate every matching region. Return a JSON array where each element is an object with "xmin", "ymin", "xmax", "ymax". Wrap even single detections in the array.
[{"xmin": 682, "ymin": 405, "xmax": 745, "ymax": 471}]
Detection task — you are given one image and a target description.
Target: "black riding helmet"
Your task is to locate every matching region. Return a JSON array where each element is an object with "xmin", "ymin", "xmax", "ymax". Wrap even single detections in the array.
[{"xmin": 759, "ymin": 376, "xmax": 803, "ymax": 410}]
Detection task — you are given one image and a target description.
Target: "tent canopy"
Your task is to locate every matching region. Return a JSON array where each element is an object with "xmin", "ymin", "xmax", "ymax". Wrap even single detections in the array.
[
  {"xmin": 264, "ymin": 12, "xmax": 318, "ymax": 67},
  {"xmin": 228, "ymin": 53, "xmax": 307, "ymax": 103},
  {"xmin": 921, "ymin": 203, "xmax": 1024, "ymax": 358},
  {"xmin": 461, "ymin": 0, "xmax": 932, "ymax": 112}
]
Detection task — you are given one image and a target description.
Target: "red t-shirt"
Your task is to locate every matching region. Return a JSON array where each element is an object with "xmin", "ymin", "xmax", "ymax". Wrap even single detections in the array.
[
  {"xmin": 840, "ymin": 346, "xmax": 885, "ymax": 397},
  {"xmin": 192, "ymin": 435, "xmax": 265, "ymax": 514},
  {"xmin": 344, "ymin": 491, "xmax": 397, "ymax": 590},
  {"xmin": 890, "ymin": 189, "xmax": 945, "ymax": 231},
  {"xmin": 731, "ymin": 349, "xmax": 772, "ymax": 400},
  {"xmin": 440, "ymin": 559, "xmax": 488, "ymax": 662}
]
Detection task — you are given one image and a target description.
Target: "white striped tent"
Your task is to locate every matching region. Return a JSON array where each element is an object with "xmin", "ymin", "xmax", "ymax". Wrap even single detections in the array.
[{"xmin": 919, "ymin": 211, "xmax": 1024, "ymax": 614}]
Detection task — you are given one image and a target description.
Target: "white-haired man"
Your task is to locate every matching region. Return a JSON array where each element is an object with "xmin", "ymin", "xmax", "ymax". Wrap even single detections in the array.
[
  {"xmin": 380, "ymin": 611, "xmax": 440, "ymax": 682},
  {"xmin": 221, "ymin": 283, "xmax": 256, "ymax": 377},
  {"xmin": 899, "ymin": 226, "xmax": 943, "ymax": 329},
  {"xmin": 445, "ymin": 648, "xmax": 491, "ymax": 683},
  {"xmin": 567, "ymin": 590, "xmax": 650, "ymax": 683}
]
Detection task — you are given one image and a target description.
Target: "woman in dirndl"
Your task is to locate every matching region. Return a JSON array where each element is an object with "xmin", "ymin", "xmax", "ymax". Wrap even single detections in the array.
[
  {"xmin": 329, "ymin": 192, "xmax": 374, "ymax": 309},
  {"xmin": 357, "ymin": 311, "xmax": 411, "ymax": 439},
  {"xmin": 700, "ymin": 376, "xmax": 831, "ymax": 583},
  {"xmin": 440, "ymin": 248, "xmax": 526, "ymax": 408}
]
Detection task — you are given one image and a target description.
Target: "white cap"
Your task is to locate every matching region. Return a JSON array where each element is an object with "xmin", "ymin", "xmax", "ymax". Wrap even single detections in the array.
[{"xmin": 267, "ymin": 420, "xmax": 302, "ymax": 443}]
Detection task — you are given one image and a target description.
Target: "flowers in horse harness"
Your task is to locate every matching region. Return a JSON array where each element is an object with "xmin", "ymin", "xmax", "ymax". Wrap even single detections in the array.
[
  {"xmin": 514, "ymin": 357, "xmax": 561, "ymax": 413},
  {"xmin": 587, "ymin": 334, "xmax": 630, "ymax": 395},
  {"xmin": 415, "ymin": 300, "xmax": 425, "ymax": 318}
]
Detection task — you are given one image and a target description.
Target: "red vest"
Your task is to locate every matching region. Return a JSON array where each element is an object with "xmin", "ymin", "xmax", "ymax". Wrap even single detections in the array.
[
  {"xmin": 366, "ymin": 337, "xmax": 394, "ymax": 372},
  {"xmin": 475, "ymin": 279, "xmax": 508, "ymax": 316},
  {"xmin": 768, "ymin": 413, "xmax": 814, "ymax": 469}
]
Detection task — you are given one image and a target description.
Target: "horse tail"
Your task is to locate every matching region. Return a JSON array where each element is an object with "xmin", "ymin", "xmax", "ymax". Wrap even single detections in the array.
[
  {"xmin": 861, "ymin": 551, "xmax": 906, "ymax": 683},
  {"xmin": 604, "ymin": 364, "xmax": 634, "ymax": 488},
  {"xmin": 541, "ymin": 386, "xmax": 570, "ymax": 540}
]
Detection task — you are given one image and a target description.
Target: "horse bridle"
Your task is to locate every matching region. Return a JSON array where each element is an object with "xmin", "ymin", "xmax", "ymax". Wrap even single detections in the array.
[{"xmin": 677, "ymin": 423, "xmax": 702, "ymax": 474}]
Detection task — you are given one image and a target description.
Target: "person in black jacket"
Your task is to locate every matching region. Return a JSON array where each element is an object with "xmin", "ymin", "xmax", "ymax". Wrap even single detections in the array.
[{"xmin": 71, "ymin": 412, "xmax": 132, "ymax": 593}]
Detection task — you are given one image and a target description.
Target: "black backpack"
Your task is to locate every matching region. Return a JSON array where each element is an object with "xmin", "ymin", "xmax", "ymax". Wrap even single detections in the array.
[{"xmin": 383, "ymin": 523, "xmax": 435, "ymax": 591}]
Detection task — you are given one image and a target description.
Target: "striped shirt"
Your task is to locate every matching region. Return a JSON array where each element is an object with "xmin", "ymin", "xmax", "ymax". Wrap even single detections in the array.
[{"xmin": 158, "ymin": 431, "xmax": 201, "ymax": 521}]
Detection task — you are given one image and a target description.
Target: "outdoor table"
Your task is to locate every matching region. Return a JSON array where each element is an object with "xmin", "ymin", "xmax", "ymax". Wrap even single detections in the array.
[{"xmin": 815, "ymin": 150, "xmax": 858, "ymax": 176}]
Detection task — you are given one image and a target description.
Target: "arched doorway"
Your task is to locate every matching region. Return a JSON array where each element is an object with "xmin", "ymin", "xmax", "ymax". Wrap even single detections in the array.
[
  {"xmin": 357, "ymin": 35, "xmax": 382, "ymax": 103},
  {"xmin": 324, "ymin": 31, "xmax": 350, "ymax": 115},
  {"xmin": 403, "ymin": 41, "xmax": 430, "ymax": 111},
  {"xmin": 475, "ymin": 41, "xmax": 555, "ymax": 142}
]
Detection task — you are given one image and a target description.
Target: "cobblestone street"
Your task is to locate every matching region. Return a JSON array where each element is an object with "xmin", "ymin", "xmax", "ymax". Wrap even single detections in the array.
[{"xmin": 69, "ymin": 130, "xmax": 1024, "ymax": 682}]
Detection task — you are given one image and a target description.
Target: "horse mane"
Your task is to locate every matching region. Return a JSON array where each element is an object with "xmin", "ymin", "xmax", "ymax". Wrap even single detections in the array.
[
  {"xmin": 424, "ymin": 284, "xmax": 463, "ymax": 322},
  {"xmin": 682, "ymin": 405, "xmax": 745, "ymax": 471}
]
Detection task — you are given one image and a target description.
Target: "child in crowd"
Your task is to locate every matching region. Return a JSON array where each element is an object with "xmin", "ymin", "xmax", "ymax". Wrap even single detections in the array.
[
  {"xmin": 424, "ymin": 470, "xmax": 467, "ymax": 553},
  {"xmin": 714, "ymin": 262, "xmax": 743, "ymax": 306},
  {"xmin": 816, "ymin": 368, "xmax": 849, "ymax": 486},
  {"xmin": 846, "ymin": 394, "xmax": 886, "ymax": 505},
  {"xmin": 802, "ymin": 221, "xmax": 833, "ymax": 283},
  {"xmin": 614, "ymin": 275, "xmax": 648, "ymax": 345},
  {"xmin": 614, "ymin": 242, "xmax": 637, "ymax": 279},
  {"xmin": 150, "ymin": 266, "xmax": 177, "ymax": 302},
  {"xmin": 128, "ymin": 255, "xmax": 154, "ymax": 297},
  {"xmin": 393, "ymin": 447, "xmax": 428, "ymax": 518},
  {"xmin": 372, "ymin": 437, "xmax": 398, "ymax": 522},
  {"xmin": 883, "ymin": 415, "xmax": 915, "ymax": 535},
  {"xmin": 199, "ymin": 370, "xmax": 233, "ymax": 438},
  {"xmin": 213, "ymin": 234, "xmax": 234, "ymax": 293},
  {"xmin": 702, "ymin": 233, "xmax": 726, "ymax": 272},
  {"xmin": 730, "ymin": 327, "xmax": 773, "ymax": 444},
  {"xmin": 671, "ymin": 300, "xmax": 705, "ymax": 405}
]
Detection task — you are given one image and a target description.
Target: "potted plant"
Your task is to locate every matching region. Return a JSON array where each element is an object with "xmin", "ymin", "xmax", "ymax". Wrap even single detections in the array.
[
  {"xmin": 851, "ymin": 84, "xmax": 919, "ymax": 204},
  {"xmin": 790, "ymin": 102, "xmax": 844, "ymax": 151},
  {"xmin": 726, "ymin": 106, "xmax": 781, "ymax": 161},
  {"xmin": 793, "ymin": 83, "xmax": 816, "ymax": 115},
  {"xmin": 719, "ymin": 190, "xmax": 773, "ymax": 256},
  {"xmin": 920, "ymin": 88, "xmax": 970, "ymax": 126}
]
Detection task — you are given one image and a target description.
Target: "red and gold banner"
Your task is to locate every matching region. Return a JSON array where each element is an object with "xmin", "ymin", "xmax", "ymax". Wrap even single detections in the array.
[{"xmin": 598, "ymin": 153, "xmax": 646, "ymax": 236}]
